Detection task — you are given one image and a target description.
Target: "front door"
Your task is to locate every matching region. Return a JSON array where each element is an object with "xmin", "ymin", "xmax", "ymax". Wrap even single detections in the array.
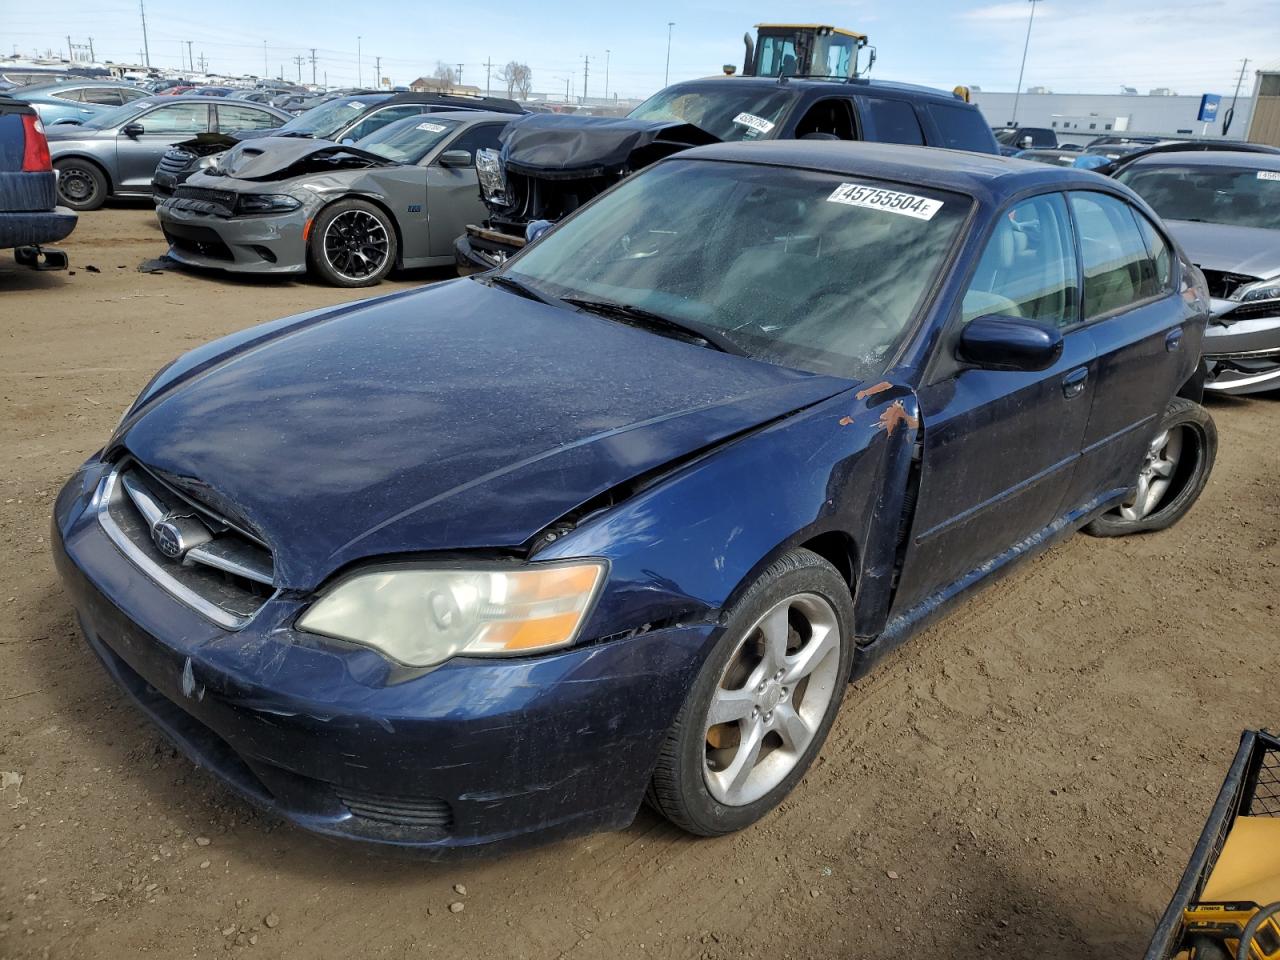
[
  {"xmin": 422, "ymin": 122, "xmax": 508, "ymax": 259},
  {"xmin": 893, "ymin": 192, "xmax": 1094, "ymax": 614},
  {"xmin": 116, "ymin": 102, "xmax": 211, "ymax": 189}
]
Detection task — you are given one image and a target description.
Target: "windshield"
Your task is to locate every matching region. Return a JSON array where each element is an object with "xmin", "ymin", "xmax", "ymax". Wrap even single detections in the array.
[
  {"xmin": 276, "ymin": 94, "xmax": 390, "ymax": 137},
  {"xmin": 79, "ymin": 99, "xmax": 155, "ymax": 129},
  {"xmin": 356, "ymin": 116, "xmax": 460, "ymax": 163},
  {"xmin": 502, "ymin": 159, "xmax": 969, "ymax": 378},
  {"xmin": 1117, "ymin": 163, "xmax": 1280, "ymax": 229},
  {"xmin": 627, "ymin": 85, "xmax": 794, "ymax": 142}
]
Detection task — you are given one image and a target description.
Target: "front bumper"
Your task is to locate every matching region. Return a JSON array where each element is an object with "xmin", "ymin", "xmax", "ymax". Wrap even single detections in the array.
[
  {"xmin": 52, "ymin": 458, "xmax": 712, "ymax": 854},
  {"xmin": 156, "ymin": 202, "xmax": 307, "ymax": 276},
  {"xmin": 454, "ymin": 224, "xmax": 522, "ymax": 276},
  {"xmin": 1203, "ymin": 312, "xmax": 1280, "ymax": 396},
  {"xmin": 0, "ymin": 207, "xmax": 77, "ymax": 250}
]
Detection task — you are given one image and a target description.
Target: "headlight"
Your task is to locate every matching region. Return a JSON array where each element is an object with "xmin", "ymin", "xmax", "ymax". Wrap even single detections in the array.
[
  {"xmin": 235, "ymin": 193, "xmax": 302, "ymax": 215},
  {"xmin": 297, "ymin": 561, "xmax": 607, "ymax": 668},
  {"xmin": 1231, "ymin": 278, "xmax": 1280, "ymax": 304},
  {"xmin": 195, "ymin": 153, "xmax": 223, "ymax": 171},
  {"xmin": 475, "ymin": 147, "xmax": 507, "ymax": 205}
]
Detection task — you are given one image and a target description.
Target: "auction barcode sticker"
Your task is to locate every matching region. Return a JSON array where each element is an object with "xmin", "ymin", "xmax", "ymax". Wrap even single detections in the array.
[
  {"xmin": 417, "ymin": 122, "xmax": 448, "ymax": 133},
  {"xmin": 826, "ymin": 182, "xmax": 944, "ymax": 220},
  {"xmin": 1258, "ymin": 171, "xmax": 1280, "ymax": 181},
  {"xmin": 732, "ymin": 112, "xmax": 775, "ymax": 134}
]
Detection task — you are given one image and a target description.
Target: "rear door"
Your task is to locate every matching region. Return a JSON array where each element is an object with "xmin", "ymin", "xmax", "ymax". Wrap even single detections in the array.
[
  {"xmin": 853, "ymin": 95, "xmax": 926, "ymax": 146},
  {"xmin": 115, "ymin": 101, "xmax": 210, "ymax": 189},
  {"xmin": 893, "ymin": 192, "xmax": 1094, "ymax": 613},
  {"xmin": 422, "ymin": 122, "xmax": 508, "ymax": 258},
  {"xmin": 1061, "ymin": 190, "xmax": 1198, "ymax": 508}
]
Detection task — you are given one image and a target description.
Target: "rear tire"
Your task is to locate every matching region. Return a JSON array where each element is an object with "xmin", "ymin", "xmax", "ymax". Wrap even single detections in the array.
[
  {"xmin": 1083, "ymin": 397, "xmax": 1216, "ymax": 537},
  {"xmin": 54, "ymin": 159, "xmax": 108, "ymax": 211},
  {"xmin": 646, "ymin": 549, "xmax": 855, "ymax": 836},
  {"xmin": 307, "ymin": 199, "xmax": 397, "ymax": 287}
]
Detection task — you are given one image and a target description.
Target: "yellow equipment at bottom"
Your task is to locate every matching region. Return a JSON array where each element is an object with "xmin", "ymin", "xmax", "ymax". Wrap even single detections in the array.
[{"xmin": 1183, "ymin": 818, "xmax": 1280, "ymax": 958}]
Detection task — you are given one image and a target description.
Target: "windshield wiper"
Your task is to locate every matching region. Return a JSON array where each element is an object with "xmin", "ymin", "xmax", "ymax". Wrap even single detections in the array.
[
  {"xmin": 485, "ymin": 273, "xmax": 558, "ymax": 305},
  {"xmin": 561, "ymin": 297, "xmax": 743, "ymax": 355}
]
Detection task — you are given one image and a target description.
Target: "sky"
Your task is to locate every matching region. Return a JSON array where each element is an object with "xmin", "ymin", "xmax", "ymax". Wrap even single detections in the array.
[{"xmin": 1, "ymin": 0, "xmax": 1275, "ymax": 101}]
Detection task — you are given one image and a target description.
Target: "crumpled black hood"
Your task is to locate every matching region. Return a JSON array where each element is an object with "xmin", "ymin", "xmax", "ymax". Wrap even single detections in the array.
[{"xmin": 500, "ymin": 114, "xmax": 718, "ymax": 179}]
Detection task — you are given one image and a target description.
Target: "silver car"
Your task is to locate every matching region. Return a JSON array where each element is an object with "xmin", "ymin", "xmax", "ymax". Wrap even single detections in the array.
[
  {"xmin": 45, "ymin": 97, "xmax": 292, "ymax": 210},
  {"xmin": 155, "ymin": 111, "xmax": 511, "ymax": 286},
  {"xmin": 1117, "ymin": 150, "xmax": 1280, "ymax": 395},
  {"xmin": 11, "ymin": 81, "xmax": 149, "ymax": 126}
]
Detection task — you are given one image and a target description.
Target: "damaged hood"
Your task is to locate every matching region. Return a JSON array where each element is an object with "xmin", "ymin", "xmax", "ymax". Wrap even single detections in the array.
[
  {"xmin": 118, "ymin": 280, "xmax": 852, "ymax": 589},
  {"xmin": 500, "ymin": 114, "xmax": 718, "ymax": 178},
  {"xmin": 211, "ymin": 136, "xmax": 394, "ymax": 180},
  {"xmin": 1167, "ymin": 219, "xmax": 1280, "ymax": 280}
]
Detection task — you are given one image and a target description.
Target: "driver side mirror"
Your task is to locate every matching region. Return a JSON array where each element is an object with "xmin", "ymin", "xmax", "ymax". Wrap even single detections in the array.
[
  {"xmin": 438, "ymin": 150, "xmax": 473, "ymax": 168},
  {"xmin": 959, "ymin": 315, "xmax": 1063, "ymax": 371},
  {"xmin": 122, "ymin": 122, "xmax": 144, "ymax": 137}
]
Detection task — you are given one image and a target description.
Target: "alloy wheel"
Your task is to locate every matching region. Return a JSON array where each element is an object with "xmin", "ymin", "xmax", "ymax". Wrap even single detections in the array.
[
  {"xmin": 703, "ymin": 592, "xmax": 842, "ymax": 807},
  {"xmin": 1119, "ymin": 427, "xmax": 1184, "ymax": 522},
  {"xmin": 322, "ymin": 209, "xmax": 390, "ymax": 281}
]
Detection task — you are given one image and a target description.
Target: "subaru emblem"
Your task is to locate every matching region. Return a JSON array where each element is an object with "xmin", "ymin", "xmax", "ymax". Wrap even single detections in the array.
[{"xmin": 152, "ymin": 520, "xmax": 185, "ymax": 559}]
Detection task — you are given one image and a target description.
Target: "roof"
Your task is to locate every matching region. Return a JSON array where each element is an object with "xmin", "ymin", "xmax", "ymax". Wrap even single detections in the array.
[
  {"xmin": 382, "ymin": 90, "xmax": 522, "ymax": 113},
  {"xmin": 754, "ymin": 23, "xmax": 868, "ymax": 41},
  {"xmin": 1124, "ymin": 149, "xmax": 1280, "ymax": 171},
  {"xmin": 674, "ymin": 140, "xmax": 1108, "ymax": 203},
  {"xmin": 667, "ymin": 75, "xmax": 966, "ymax": 105}
]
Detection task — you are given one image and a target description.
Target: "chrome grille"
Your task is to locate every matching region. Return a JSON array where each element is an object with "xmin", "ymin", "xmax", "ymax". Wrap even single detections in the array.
[{"xmin": 96, "ymin": 461, "xmax": 275, "ymax": 628}]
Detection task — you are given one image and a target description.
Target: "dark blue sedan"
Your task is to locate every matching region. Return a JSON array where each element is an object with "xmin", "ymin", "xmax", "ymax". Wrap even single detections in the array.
[{"xmin": 53, "ymin": 142, "xmax": 1217, "ymax": 853}]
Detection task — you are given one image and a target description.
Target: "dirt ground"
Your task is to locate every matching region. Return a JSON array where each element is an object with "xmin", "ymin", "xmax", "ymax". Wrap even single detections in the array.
[{"xmin": 1, "ymin": 206, "xmax": 1277, "ymax": 960}]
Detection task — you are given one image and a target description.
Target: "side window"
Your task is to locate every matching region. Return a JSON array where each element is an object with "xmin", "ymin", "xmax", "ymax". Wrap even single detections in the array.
[
  {"xmin": 1132, "ymin": 209, "xmax": 1174, "ymax": 295},
  {"xmin": 792, "ymin": 98, "xmax": 856, "ymax": 140},
  {"xmin": 442, "ymin": 123, "xmax": 507, "ymax": 162},
  {"xmin": 121, "ymin": 87, "xmax": 148, "ymax": 102},
  {"xmin": 216, "ymin": 104, "xmax": 279, "ymax": 132},
  {"xmin": 862, "ymin": 97, "xmax": 924, "ymax": 145},
  {"xmin": 1069, "ymin": 192, "xmax": 1160, "ymax": 318},
  {"xmin": 962, "ymin": 193, "xmax": 1079, "ymax": 327},
  {"xmin": 136, "ymin": 103, "xmax": 209, "ymax": 134},
  {"xmin": 343, "ymin": 105, "xmax": 425, "ymax": 142},
  {"xmin": 53, "ymin": 88, "xmax": 86, "ymax": 102},
  {"xmin": 928, "ymin": 103, "xmax": 994, "ymax": 152},
  {"xmin": 82, "ymin": 88, "xmax": 125, "ymax": 105}
]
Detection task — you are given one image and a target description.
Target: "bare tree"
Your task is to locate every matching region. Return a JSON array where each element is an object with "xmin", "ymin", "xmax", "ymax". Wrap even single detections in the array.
[
  {"xmin": 497, "ymin": 61, "xmax": 533, "ymax": 100},
  {"xmin": 431, "ymin": 60, "xmax": 456, "ymax": 92}
]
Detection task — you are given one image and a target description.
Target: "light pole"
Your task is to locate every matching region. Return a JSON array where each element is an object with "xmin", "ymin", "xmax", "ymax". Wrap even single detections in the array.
[
  {"xmin": 664, "ymin": 22, "xmax": 674, "ymax": 87},
  {"xmin": 357, "ymin": 35, "xmax": 362, "ymax": 88},
  {"xmin": 1010, "ymin": 0, "xmax": 1042, "ymax": 126},
  {"xmin": 604, "ymin": 49, "xmax": 611, "ymax": 101}
]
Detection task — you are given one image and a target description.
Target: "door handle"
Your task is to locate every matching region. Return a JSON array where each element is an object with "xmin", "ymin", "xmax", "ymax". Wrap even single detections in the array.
[
  {"xmin": 1062, "ymin": 367, "xmax": 1088, "ymax": 399},
  {"xmin": 1165, "ymin": 328, "xmax": 1183, "ymax": 352}
]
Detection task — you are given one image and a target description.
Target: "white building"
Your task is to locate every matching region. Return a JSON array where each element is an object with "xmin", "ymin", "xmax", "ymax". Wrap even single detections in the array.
[{"xmin": 970, "ymin": 89, "xmax": 1257, "ymax": 144}]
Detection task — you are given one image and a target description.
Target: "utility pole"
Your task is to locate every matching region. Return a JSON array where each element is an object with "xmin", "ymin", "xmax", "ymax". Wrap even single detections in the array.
[
  {"xmin": 664, "ymin": 22, "xmax": 674, "ymax": 87},
  {"xmin": 263, "ymin": 40, "xmax": 268, "ymax": 77},
  {"xmin": 88, "ymin": 37, "xmax": 94, "ymax": 62},
  {"xmin": 66, "ymin": 35, "xmax": 72, "ymax": 62},
  {"xmin": 1010, "ymin": 0, "xmax": 1042, "ymax": 125},
  {"xmin": 186, "ymin": 40, "xmax": 194, "ymax": 73},
  {"xmin": 456, "ymin": 62, "xmax": 464, "ymax": 86},
  {"xmin": 1225, "ymin": 57, "xmax": 1250, "ymax": 136},
  {"xmin": 197, "ymin": 52, "xmax": 207, "ymax": 73},
  {"xmin": 293, "ymin": 54, "xmax": 305, "ymax": 81},
  {"xmin": 564, "ymin": 75, "xmax": 570, "ymax": 103},
  {"xmin": 582, "ymin": 54, "xmax": 590, "ymax": 101},
  {"xmin": 484, "ymin": 57, "xmax": 493, "ymax": 97},
  {"xmin": 357, "ymin": 35, "xmax": 362, "ymax": 87},
  {"xmin": 374, "ymin": 56, "xmax": 382, "ymax": 88},
  {"xmin": 604, "ymin": 49, "xmax": 610, "ymax": 101},
  {"xmin": 139, "ymin": 0, "xmax": 151, "ymax": 67},
  {"xmin": 309, "ymin": 48, "xmax": 317, "ymax": 85}
]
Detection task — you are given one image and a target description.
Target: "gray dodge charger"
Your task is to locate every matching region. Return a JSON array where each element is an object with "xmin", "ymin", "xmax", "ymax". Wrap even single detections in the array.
[{"xmin": 155, "ymin": 111, "xmax": 511, "ymax": 286}]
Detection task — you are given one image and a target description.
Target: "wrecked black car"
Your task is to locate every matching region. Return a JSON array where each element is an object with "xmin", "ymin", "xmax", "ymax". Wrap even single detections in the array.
[
  {"xmin": 156, "ymin": 111, "xmax": 512, "ymax": 286},
  {"xmin": 454, "ymin": 76, "xmax": 999, "ymax": 272}
]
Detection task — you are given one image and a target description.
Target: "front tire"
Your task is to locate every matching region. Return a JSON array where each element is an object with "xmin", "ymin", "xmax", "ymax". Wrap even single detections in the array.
[
  {"xmin": 307, "ymin": 199, "xmax": 397, "ymax": 287},
  {"xmin": 1083, "ymin": 397, "xmax": 1216, "ymax": 537},
  {"xmin": 646, "ymin": 549, "xmax": 855, "ymax": 836},
  {"xmin": 54, "ymin": 159, "xmax": 108, "ymax": 211}
]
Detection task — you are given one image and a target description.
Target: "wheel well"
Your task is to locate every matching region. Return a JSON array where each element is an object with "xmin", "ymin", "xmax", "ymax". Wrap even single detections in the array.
[
  {"xmin": 317, "ymin": 194, "xmax": 404, "ymax": 267},
  {"xmin": 799, "ymin": 531, "xmax": 857, "ymax": 594},
  {"xmin": 54, "ymin": 153, "xmax": 113, "ymax": 191}
]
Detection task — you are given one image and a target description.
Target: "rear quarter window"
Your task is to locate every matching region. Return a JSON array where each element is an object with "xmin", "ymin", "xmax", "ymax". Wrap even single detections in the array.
[
  {"xmin": 862, "ymin": 97, "xmax": 924, "ymax": 146},
  {"xmin": 927, "ymin": 103, "xmax": 998, "ymax": 153}
]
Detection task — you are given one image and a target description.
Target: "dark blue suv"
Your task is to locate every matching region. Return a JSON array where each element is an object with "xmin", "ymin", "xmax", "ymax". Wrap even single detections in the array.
[{"xmin": 53, "ymin": 142, "xmax": 1214, "ymax": 855}]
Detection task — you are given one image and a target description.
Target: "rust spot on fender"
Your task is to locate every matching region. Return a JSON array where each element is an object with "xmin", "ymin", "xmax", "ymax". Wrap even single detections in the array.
[
  {"xmin": 877, "ymin": 400, "xmax": 919, "ymax": 437},
  {"xmin": 856, "ymin": 380, "xmax": 893, "ymax": 401}
]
